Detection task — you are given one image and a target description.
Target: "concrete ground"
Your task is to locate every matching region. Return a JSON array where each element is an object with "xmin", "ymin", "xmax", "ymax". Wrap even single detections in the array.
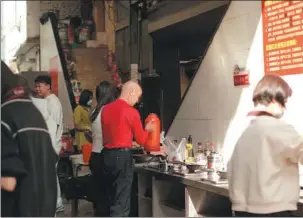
[{"xmin": 56, "ymin": 199, "xmax": 94, "ymax": 217}]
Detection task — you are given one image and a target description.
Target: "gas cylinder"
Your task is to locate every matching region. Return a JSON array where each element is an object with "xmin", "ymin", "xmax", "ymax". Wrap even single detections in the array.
[{"xmin": 144, "ymin": 113, "xmax": 160, "ymax": 152}]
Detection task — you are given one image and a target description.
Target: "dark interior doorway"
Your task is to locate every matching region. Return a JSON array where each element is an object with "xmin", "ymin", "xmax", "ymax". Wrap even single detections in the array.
[{"xmin": 151, "ymin": 4, "xmax": 229, "ymax": 132}]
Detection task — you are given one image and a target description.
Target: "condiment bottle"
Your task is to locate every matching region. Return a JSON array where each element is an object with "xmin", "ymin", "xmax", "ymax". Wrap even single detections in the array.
[
  {"xmin": 195, "ymin": 142, "xmax": 207, "ymax": 166},
  {"xmin": 205, "ymin": 140, "xmax": 211, "ymax": 156},
  {"xmin": 207, "ymin": 143, "xmax": 215, "ymax": 169},
  {"xmin": 185, "ymin": 135, "xmax": 194, "ymax": 163}
]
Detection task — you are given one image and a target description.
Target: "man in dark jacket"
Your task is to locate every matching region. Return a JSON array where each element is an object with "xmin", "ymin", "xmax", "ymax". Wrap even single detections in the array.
[{"xmin": 1, "ymin": 61, "xmax": 57, "ymax": 216}]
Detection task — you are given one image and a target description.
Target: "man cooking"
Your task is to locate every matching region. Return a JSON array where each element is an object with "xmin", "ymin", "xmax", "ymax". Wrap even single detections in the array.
[{"xmin": 98, "ymin": 80, "xmax": 155, "ymax": 216}]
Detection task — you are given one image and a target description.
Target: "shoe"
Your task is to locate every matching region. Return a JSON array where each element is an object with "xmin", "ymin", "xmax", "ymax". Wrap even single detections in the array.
[{"xmin": 56, "ymin": 204, "xmax": 65, "ymax": 212}]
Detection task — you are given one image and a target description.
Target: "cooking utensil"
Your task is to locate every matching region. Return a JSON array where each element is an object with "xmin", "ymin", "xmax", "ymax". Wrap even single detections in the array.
[
  {"xmin": 132, "ymin": 154, "xmax": 164, "ymax": 164},
  {"xmin": 132, "ymin": 154, "xmax": 154, "ymax": 163},
  {"xmin": 186, "ymin": 163, "xmax": 204, "ymax": 173}
]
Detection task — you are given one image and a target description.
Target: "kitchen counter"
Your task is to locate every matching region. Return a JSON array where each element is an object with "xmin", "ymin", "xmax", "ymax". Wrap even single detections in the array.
[
  {"xmin": 134, "ymin": 164, "xmax": 303, "ymax": 217},
  {"xmin": 135, "ymin": 164, "xmax": 229, "ymax": 196}
]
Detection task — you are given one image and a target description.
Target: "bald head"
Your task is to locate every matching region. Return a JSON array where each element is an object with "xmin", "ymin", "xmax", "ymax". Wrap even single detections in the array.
[
  {"xmin": 120, "ymin": 80, "xmax": 142, "ymax": 106},
  {"xmin": 121, "ymin": 80, "xmax": 141, "ymax": 94}
]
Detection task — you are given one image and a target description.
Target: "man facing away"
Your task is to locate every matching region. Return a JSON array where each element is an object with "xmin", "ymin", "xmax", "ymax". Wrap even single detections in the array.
[
  {"xmin": 1, "ymin": 61, "xmax": 57, "ymax": 216},
  {"xmin": 98, "ymin": 80, "xmax": 155, "ymax": 216},
  {"xmin": 34, "ymin": 75, "xmax": 64, "ymax": 212}
]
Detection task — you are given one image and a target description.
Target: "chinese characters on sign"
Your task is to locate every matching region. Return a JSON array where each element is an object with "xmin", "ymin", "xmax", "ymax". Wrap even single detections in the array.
[
  {"xmin": 49, "ymin": 56, "xmax": 59, "ymax": 96},
  {"xmin": 233, "ymin": 65, "xmax": 249, "ymax": 86},
  {"xmin": 262, "ymin": 1, "xmax": 303, "ymax": 75}
]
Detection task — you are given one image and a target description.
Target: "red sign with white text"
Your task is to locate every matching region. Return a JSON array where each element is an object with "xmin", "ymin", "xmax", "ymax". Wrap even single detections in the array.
[
  {"xmin": 234, "ymin": 74, "xmax": 249, "ymax": 86},
  {"xmin": 262, "ymin": 1, "xmax": 303, "ymax": 75},
  {"xmin": 49, "ymin": 56, "xmax": 59, "ymax": 96},
  {"xmin": 233, "ymin": 65, "xmax": 249, "ymax": 86}
]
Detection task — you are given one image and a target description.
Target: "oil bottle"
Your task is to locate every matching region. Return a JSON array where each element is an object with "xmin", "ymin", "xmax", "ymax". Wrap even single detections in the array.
[{"xmin": 185, "ymin": 135, "xmax": 194, "ymax": 163}]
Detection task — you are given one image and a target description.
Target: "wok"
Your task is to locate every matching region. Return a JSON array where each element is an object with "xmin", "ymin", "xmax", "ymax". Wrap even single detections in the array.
[{"xmin": 132, "ymin": 154, "xmax": 165, "ymax": 164}]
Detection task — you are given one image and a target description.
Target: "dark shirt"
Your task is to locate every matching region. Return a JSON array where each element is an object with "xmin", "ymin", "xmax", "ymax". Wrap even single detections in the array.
[{"xmin": 101, "ymin": 99, "xmax": 148, "ymax": 148}]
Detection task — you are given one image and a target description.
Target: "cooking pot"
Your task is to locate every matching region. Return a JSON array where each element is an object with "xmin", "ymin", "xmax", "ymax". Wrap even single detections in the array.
[
  {"xmin": 133, "ymin": 154, "xmax": 154, "ymax": 163},
  {"xmin": 132, "ymin": 154, "xmax": 165, "ymax": 164}
]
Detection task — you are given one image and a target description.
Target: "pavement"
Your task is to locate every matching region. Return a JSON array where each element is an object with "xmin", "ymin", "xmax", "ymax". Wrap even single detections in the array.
[{"xmin": 56, "ymin": 199, "xmax": 94, "ymax": 217}]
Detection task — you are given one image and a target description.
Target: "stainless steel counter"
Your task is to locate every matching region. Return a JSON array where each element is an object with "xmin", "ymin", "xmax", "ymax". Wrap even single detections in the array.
[
  {"xmin": 135, "ymin": 163, "xmax": 229, "ymax": 196},
  {"xmin": 135, "ymin": 163, "xmax": 303, "ymax": 216}
]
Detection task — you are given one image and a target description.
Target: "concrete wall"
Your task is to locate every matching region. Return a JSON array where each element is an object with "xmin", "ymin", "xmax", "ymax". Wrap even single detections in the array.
[
  {"xmin": 148, "ymin": 1, "xmax": 229, "ymax": 32},
  {"xmin": 166, "ymin": 1, "xmax": 303, "ymax": 168},
  {"xmin": 27, "ymin": 1, "xmax": 40, "ymax": 38}
]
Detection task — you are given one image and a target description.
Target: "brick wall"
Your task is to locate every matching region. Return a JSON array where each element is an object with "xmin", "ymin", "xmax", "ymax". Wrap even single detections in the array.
[
  {"xmin": 72, "ymin": 47, "xmax": 112, "ymax": 103},
  {"xmin": 40, "ymin": 0, "xmax": 81, "ymax": 19}
]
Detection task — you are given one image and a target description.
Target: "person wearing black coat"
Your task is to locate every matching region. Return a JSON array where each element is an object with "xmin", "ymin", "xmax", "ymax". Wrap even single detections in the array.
[{"xmin": 1, "ymin": 61, "xmax": 57, "ymax": 217}]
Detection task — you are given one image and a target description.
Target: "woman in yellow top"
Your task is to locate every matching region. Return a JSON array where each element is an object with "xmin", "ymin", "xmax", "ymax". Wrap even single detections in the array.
[{"xmin": 73, "ymin": 89, "xmax": 93, "ymax": 152}]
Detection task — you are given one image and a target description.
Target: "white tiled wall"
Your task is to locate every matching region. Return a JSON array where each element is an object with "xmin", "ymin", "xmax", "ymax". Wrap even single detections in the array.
[{"xmin": 166, "ymin": 1, "xmax": 303, "ymax": 166}]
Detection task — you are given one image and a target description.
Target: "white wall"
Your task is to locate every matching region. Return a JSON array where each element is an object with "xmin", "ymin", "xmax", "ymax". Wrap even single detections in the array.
[
  {"xmin": 40, "ymin": 20, "xmax": 74, "ymax": 130},
  {"xmin": 1, "ymin": 1, "xmax": 27, "ymax": 63},
  {"xmin": 166, "ymin": 1, "xmax": 303, "ymax": 164}
]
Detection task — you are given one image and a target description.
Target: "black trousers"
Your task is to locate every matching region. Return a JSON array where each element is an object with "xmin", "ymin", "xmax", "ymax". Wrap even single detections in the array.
[
  {"xmin": 89, "ymin": 152, "xmax": 103, "ymax": 216},
  {"xmin": 234, "ymin": 211, "xmax": 295, "ymax": 217},
  {"xmin": 90, "ymin": 148, "xmax": 134, "ymax": 217}
]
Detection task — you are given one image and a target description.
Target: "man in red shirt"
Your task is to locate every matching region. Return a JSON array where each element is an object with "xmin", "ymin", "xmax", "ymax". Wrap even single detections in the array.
[{"xmin": 99, "ymin": 80, "xmax": 154, "ymax": 217}]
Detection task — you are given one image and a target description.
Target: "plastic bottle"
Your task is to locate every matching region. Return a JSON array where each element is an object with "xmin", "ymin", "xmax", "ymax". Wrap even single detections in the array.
[
  {"xmin": 144, "ymin": 113, "xmax": 160, "ymax": 152},
  {"xmin": 207, "ymin": 143, "xmax": 215, "ymax": 169},
  {"xmin": 185, "ymin": 135, "xmax": 194, "ymax": 163},
  {"xmin": 196, "ymin": 142, "xmax": 206, "ymax": 166}
]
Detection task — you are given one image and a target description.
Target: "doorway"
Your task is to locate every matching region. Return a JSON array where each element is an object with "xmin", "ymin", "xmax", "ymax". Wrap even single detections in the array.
[{"xmin": 151, "ymin": 4, "xmax": 229, "ymax": 132}]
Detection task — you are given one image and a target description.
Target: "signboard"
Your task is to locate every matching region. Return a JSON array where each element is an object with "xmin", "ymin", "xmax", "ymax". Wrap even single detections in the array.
[
  {"xmin": 262, "ymin": 1, "xmax": 303, "ymax": 76},
  {"xmin": 233, "ymin": 65, "xmax": 249, "ymax": 86},
  {"xmin": 49, "ymin": 56, "xmax": 59, "ymax": 96}
]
